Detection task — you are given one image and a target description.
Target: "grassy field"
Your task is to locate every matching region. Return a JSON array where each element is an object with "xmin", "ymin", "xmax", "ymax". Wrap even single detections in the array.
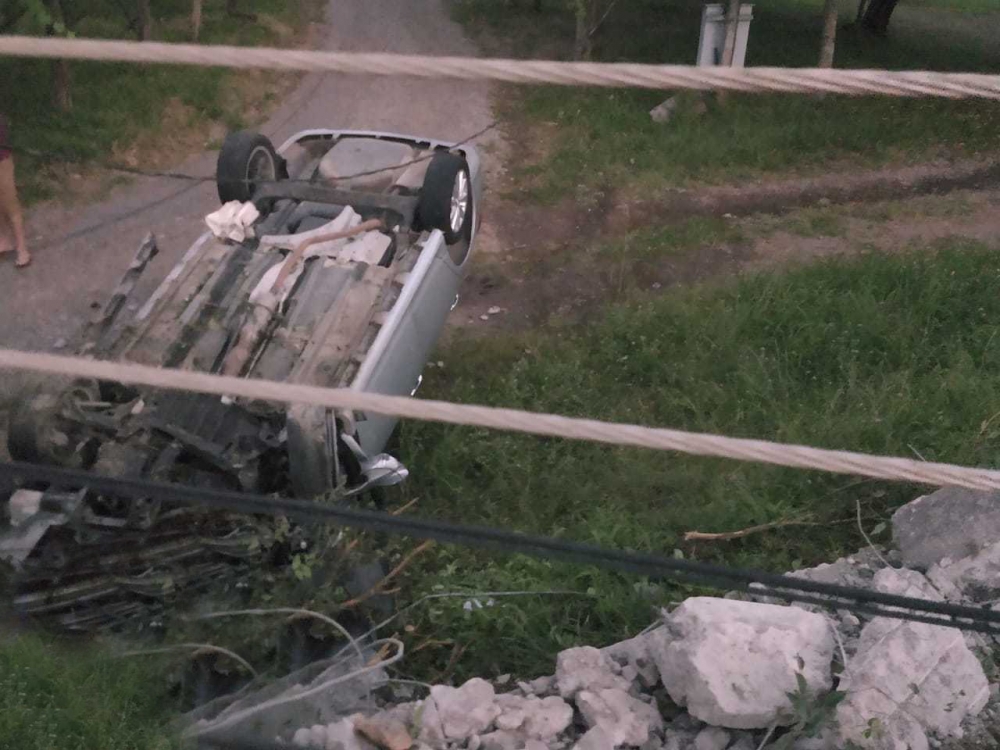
[
  {"xmin": 0, "ymin": 0, "xmax": 324, "ymax": 204},
  {"xmin": 453, "ymin": 0, "xmax": 1000, "ymax": 203},
  {"xmin": 0, "ymin": 632, "xmax": 176, "ymax": 748},
  {"xmin": 387, "ymin": 236, "xmax": 1000, "ymax": 680}
]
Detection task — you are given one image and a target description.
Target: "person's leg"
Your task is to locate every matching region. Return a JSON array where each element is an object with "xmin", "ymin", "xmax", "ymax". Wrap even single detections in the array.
[{"xmin": 0, "ymin": 157, "xmax": 29, "ymax": 267}]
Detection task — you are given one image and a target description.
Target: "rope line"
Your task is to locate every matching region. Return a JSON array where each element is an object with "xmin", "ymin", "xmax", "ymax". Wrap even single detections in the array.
[
  {"xmin": 1, "ymin": 348, "xmax": 998, "ymax": 491},
  {"xmin": 2, "ymin": 36, "xmax": 1000, "ymax": 99},
  {"xmin": 2, "ymin": 461, "xmax": 998, "ymax": 634}
]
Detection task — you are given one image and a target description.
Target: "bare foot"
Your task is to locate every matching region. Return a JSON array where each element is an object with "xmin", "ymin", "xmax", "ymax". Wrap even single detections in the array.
[{"xmin": 15, "ymin": 250, "xmax": 31, "ymax": 268}]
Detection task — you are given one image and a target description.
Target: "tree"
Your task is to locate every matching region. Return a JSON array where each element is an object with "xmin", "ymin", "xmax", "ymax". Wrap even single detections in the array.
[
  {"xmin": 569, "ymin": 0, "xmax": 618, "ymax": 61},
  {"xmin": 0, "ymin": 2, "xmax": 29, "ymax": 34},
  {"xmin": 819, "ymin": 0, "xmax": 838, "ymax": 68},
  {"xmin": 22, "ymin": 0, "xmax": 75, "ymax": 111},
  {"xmin": 110, "ymin": 0, "xmax": 152, "ymax": 39},
  {"xmin": 859, "ymin": 0, "xmax": 900, "ymax": 36},
  {"xmin": 720, "ymin": 0, "xmax": 740, "ymax": 67},
  {"xmin": 572, "ymin": 0, "xmax": 591, "ymax": 60},
  {"xmin": 192, "ymin": 0, "xmax": 202, "ymax": 40},
  {"xmin": 137, "ymin": 0, "xmax": 151, "ymax": 41}
]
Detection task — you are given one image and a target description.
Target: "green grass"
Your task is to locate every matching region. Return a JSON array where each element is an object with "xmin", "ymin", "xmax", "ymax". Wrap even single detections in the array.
[
  {"xmin": 454, "ymin": 0, "xmax": 1000, "ymax": 203},
  {"xmin": 0, "ymin": 0, "xmax": 323, "ymax": 204},
  {"xmin": 0, "ymin": 632, "xmax": 176, "ymax": 749},
  {"xmin": 392, "ymin": 239, "xmax": 1000, "ymax": 679}
]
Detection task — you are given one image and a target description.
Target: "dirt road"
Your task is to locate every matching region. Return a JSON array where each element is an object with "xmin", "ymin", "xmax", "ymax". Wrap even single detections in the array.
[{"xmin": 0, "ymin": 0, "xmax": 493, "ymax": 352}]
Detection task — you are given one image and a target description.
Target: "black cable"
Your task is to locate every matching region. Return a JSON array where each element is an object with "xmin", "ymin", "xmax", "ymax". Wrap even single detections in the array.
[
  {"xmin": 2, "ymin": 461, "xmax": 998, "ymax": 634},
  {"xmin": 0, "ymin": 121, "xmax": 496, "ymax": 187},
  {"xmin": 5, "ymin": 121, "xmax": 496, "ymax": 251}
]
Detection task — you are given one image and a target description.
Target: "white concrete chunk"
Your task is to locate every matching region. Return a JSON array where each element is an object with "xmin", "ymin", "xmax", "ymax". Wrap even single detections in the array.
[
  {"xmin": 653, "ymin": 598, "xmax": 835, "ymax": 729},
  {"xmin": 927, "ymin": 540, "xmax": 1000, "ymax": 603},
  {"xmin": 573, "ymin": 726, "xmax": 615, "ymax": 750},
  {"xmin": 321, "ymin": 719, "xmax": 378, "ymax": 750},
  {"xmin": 557, "ymin": 646, "xmax": 631, "ymax": 699},
  {"xmin": 891, "ymin": 487, "xmax": 1000, "ymax": 569},
  {"xmin": 836, "ymin": 615, "xmax": 990, "ymax": 750},
  {"xmin": 602, "ymin": 630, "xmax": 663, "ymax": 689},
  {"xmin": 577, "ymin": 688, "xmax": 663, "ymax": 747},
  {"xmin": 524, "ymin": 696, "xmax": 575, "ymax": 739},
  {"xmin": 479, "ymin": 730, "xmax": 522, "ymax": 750},
  {"xmin": 872, "ymin": 567, "xmax": 945, "ymax": 602},
  {"xmin": 416, "ymin": 697, "xmax": 446, "ymax": 748},
  {"xmin": 430, "ymin": 678, "xmax": 501, "ymax": 741},
  {"xmin": 491, "ymin": 693, "xmax": 573, "ymax": 739},
  {"xmin": 694, "ymin": 726, "xmax": 731, "ymax": 750}
]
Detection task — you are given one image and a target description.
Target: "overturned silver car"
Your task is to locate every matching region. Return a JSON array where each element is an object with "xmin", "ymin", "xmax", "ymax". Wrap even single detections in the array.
[{"xmin": 1, "ymin": 128, "xmax": 482, "ymax": 629}]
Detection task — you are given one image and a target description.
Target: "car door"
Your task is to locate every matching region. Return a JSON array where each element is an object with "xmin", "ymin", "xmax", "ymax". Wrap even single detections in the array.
[{"xmin": 352, "ymin": 229, "xmax": 462, "ymax": 455}]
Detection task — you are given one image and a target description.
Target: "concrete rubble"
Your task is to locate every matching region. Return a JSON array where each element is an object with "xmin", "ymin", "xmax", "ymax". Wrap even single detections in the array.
[
  {"xmin": 654, "ymin": 597, "xmax": 835, "ymax": 729},
  {"xmin": 245, "ymin": 488, "xmax": 1000, "ymax": 750}
]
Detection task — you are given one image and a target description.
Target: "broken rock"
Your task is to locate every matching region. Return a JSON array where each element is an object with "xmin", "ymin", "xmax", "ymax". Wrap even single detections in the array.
[
  {"xmin": 654, "ymin": 597, "xmax": 835, "ymax": 729},
  {"xmin": 480, "ymin": 730, "xmax": 522, "ymax": 750},
  {"xmin": 526, "ymin": 696, "xmax": 574, "ymax": 739},
  {"xmin": 693, "ymin": 727, "xmax": 731, "ymax": 750},
  {"xmin": 649, "ymin": 96, "xmax": 678, "ymax": 124},
  {"xmin": 927, "ymin": 540, "xmax": 1000, "ymax": 603},
  {"xmin": 430, "ymin": 678, "xmax": 501, "ymax": 741},
  {"xmin": 872, "ymin": 567, "xmax": 944, "ymax": 601},
  {"xmin": 415, "ymin": 697, "xmax": 446, "ymax": 747},
  {"xmin": 353, "ymin": 714, "xmax": 414, "ymax": 750},
  {"xmin": 556, "ymin": 646, "xmax": 631, "ymax": 699},
  {"xmin": 602, "ymin": 630, "xmax": 663, "ymax": 689},
  {"xmin": 577, "ymin": 688, "xmax": 664, "ymax": 747},
  {"xmin": 492, "ymin": 693, "xmax": 573, "ymax": 739},
  {"xmin": 573, "ymin": 726, "xmax": 615, "ymax": 750},
  {"xmin": 836, "ymin": 612, "xmax": 989, "ymax": 750},
  {"xmin": 892, "ymin": 487, "xmax": 1000, "ymax": 569}
]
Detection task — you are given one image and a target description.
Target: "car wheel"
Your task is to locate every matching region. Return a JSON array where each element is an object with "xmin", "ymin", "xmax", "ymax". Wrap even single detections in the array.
[
  {"xmin": 216, "ymin": 130, "xmax": 280, "ymax": 204},
  {"xmin": 7, "ymin": 382, "xmax": 101, "ymax": 469},
  {"xmin": 416, "ymin": 152, "xmax": 473, "ymax": 245}
]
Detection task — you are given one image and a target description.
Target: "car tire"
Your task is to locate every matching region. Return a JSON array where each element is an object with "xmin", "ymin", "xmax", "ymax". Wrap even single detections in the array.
[
  {"xmin": 416, "ymin": 152, "xmax": 473, "ymax": 245},
  {"xmin": 7, "ymin": 383, "xmax": 100, "ymax": 469},
  {"xmin": 216, "ymin": 130, "xmax": 281, "ymax": 204}
]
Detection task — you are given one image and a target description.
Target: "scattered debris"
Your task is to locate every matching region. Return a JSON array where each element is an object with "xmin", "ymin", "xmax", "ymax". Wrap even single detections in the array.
[
  {"xmin": 432, "ymin": 679, "xmax": 502, "ymax": 741},
  {"xmin": 649, "ymin": 97, "xmax": 678, "ymax": 124},
  {"xmin": 232, "ymin": 489, "xmax": 1000, "ymax": 750},
  {"xmin": 205, "ymin": 200, "xmax": 260, "ymax": 242},
  {"xmin": 928, "ymin": 540, "xmax": 1000, "ymax": 602},
  {"xmin": 353, "ymin": 714, "xmax": 414, "ymax": 750},
  {"xmin": 555, "ymin": 647, "xmax": 630, "ymax": 700},
  {"xmin": 693, "ymin": 726, "xmax": 730, "ymax": 750},
  {"xmin": 576, "ymin": 688, "xmax": 662, "ymax": 746}
]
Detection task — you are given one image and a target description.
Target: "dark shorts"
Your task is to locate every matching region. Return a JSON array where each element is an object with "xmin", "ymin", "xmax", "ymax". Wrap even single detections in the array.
[{"xmin": 0, "ymin": 115, "xmax": 11, "ymax": 162}]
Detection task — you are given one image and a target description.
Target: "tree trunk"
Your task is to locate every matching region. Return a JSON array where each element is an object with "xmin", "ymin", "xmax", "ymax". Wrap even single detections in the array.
[
  {"xmin": 818, "ymin": 0, "xmax": 838, "ymax": 68},
  {"xmin": 53, "ymin": 60, "xmax": 72, "ymax": 111},
  {"xmin": 720, "ymin": 0, "xmax": 740, "ymax": 67},
  {"xmin": 192, "ymin": 0, "xmax": 202, "ymax": 41},
  {"xmin": 45, "ymin": 0, "xmax": 72, "ymax": 111},
  {"xmin": 855, "ymin": 0, "xmax": 869, "ymax": 24},
  {"xmin": 572, "ymin": 0, "xmax": 592, "ymax": 61},
  {"xmin": 138, "ymin": 0, "xmax": 152, "ymax": 41},
  {"xmin": 716, "ymin": 0, "xmax": 741, "ymax": 105},
  {"xmin": 862, "ymin": 0, "xmax": 900, "ymax": 36}
]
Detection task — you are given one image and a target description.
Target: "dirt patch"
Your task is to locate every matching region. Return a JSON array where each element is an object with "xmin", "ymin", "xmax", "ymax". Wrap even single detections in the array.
[{"xmin": 452, "ymin": 179, "xmax": 1000, "ymax": 336}]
